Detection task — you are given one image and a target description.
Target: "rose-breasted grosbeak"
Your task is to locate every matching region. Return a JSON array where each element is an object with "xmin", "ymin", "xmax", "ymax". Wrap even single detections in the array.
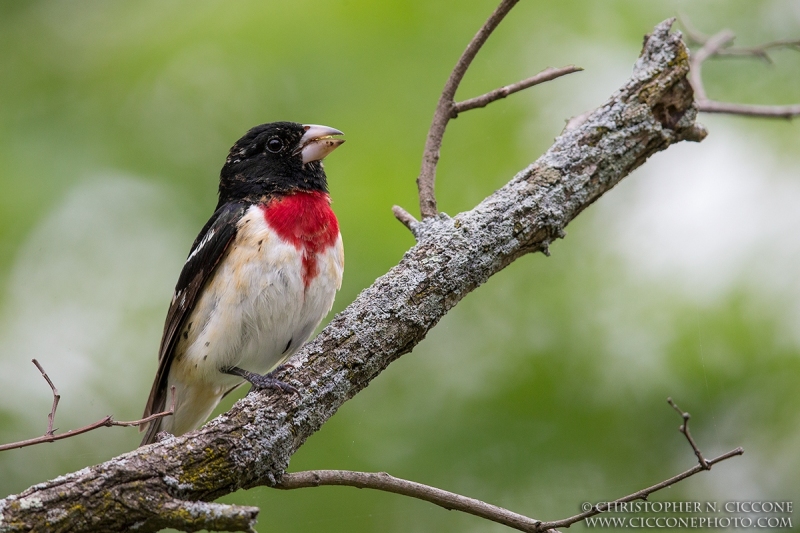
[{"xmin": 140, "ymin": 122, "xmax": 345, "ymax": 446}]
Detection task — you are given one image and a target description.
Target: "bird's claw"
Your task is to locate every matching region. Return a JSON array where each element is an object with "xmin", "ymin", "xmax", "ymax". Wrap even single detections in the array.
[
  {"xmin": 247, "ymin": 374, "xmax": 299, "ymax": 395},
  {"xmin": 221, "ymin": 366, "xmax": 299, "ymax": 396}
]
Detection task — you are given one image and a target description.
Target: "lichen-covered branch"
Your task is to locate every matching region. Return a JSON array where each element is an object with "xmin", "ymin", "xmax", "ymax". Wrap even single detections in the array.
[{"xmin": 0, "ymin": 19, "xmax": 702, "ymax": 533}]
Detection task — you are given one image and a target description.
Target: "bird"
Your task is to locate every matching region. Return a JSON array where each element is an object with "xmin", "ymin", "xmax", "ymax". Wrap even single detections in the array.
[{"xmin": 140, "ymin": 122, "xmax": 345, "ymax": 446}]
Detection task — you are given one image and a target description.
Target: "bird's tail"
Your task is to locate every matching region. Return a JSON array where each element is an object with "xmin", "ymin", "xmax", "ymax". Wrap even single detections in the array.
[
  {"xmin": 140, "ymin": 412, "xmax": 168, "ymax": 446},
  {"xmin": 139, "ymin": 382, "xmax": 222, "ymax": 446}
]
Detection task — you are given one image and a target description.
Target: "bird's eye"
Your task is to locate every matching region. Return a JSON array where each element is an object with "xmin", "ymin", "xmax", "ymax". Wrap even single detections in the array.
[{"xmin": 266, "ymin": 137, "xmax": 284, "ymax": 153}]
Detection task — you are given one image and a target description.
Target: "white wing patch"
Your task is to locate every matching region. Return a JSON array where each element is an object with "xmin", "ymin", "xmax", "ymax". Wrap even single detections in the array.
[{"xmin": 186, "ymin": 228, "xmax": 216, "ymax": 263}]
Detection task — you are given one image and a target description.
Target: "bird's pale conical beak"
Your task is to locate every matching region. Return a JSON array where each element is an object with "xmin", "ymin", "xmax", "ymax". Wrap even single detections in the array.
[{"xmin": 295, "ymin": 124, "xmax": 345, "ymax": 163}]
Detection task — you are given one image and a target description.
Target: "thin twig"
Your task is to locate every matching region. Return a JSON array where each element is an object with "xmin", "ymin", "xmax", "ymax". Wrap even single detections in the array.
[
  {"xmin": 538, "ymin": 447, "xmax": 744, "ymax": 531},
  {"xmin": 677, "ymin": 14, "xmax": 710, "ymax": 47},
  {"xmin": 679, "ymin": 16, "xmax": 800, "ymax": 63},
  {"xmin": 391, "ymin": 205, "xmax": 419, "ymax": 235},
  {"xmin": 667, "ymin": 397, "xmax": 709, "ymax": 469},
  {"xmin": 108, "ymin": 390, "xmax": 176, "ymax": 427},
  {"xmin": 452, "ymin": 66, "xmax": 582, "ymax": 116},
  {"xmin": 684, "ymin": 22, "xmax": 800, "ymax": 119},
  {"xmin": 540, "ymin": 398, "xmax": 743, "ymax": 530},
  {"xmin": 689, "ymin": 30, "xmax": 736, "ymax": 102},
  {"xmin": 415, "ymin": 0, "xmax": 582, "ymax": 220},
  {"xmin": 417, "ymin": 0, "xmax": 520, "ymax": 219},
  {"xmin": 276, "ymin": 397, "xmax": 744, "ymax": 533},
  {"xmin": 704, "ymin": 39, "xmax": 800, "ymax": 63},
  {"xmin": 276, "ymin": 446, "xmax": 743, "ymax": 533},
  {"xmin": 0, "ymin": 386, "xmax": 176, "ymax": 452},
  {"xmin": 696, "ymin": 100, "xmax": 800, "ymax": 118},
  {"xmin": 31, "ymin": 359, "xmax": 60, "ymax": 436},
  {"xmin": 277, "ymin": 470, "xmax": 547, "ymax": 532},
  {"xmin": 277, "ymin": 399, "xmax": 744, "ymax": 533}
]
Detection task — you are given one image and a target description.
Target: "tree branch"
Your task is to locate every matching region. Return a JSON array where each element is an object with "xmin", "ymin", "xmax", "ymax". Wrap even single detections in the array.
[
  {"xmin": 667, "ymin": 397, "xmax": 709, "ymax": 469},
  {"xmin": 683, "ymin": 21, "xmax": 800, "ymax": 118},
  {"xmin": 276, "ymin": 398, "xmax": 743, "ymax": 533},
  {"xmin": 31, "ymin": 359, "xmax": 59, "ymax": 436},
  {"xmin": 273, "ymin": 452, "xmax": 744, "ymax": 533},
  {"xmin": 538, "ymin": 447, "xmax": 744, "ymax": 531},
  {"xmin": 391, "ymin": 204, "xmax": 420, "ymax": 235},
  {"xmin": 695, "ymin": 100, "xmax": 800, "ymax": 118},
  {"xmin": 276, "ymin": 470, "xmax": 545, "ymax": 532},
  {"xmin": 452, "ymin": 65, "xmax": 583, "ymax": 116},
  {"xmin": 688, "ymin": 30, "xmax": 736, "ymax": 102},
  {"xmin": 0, "ymin": 19, "xmax": 706, "ymax": 532},
  {"xmin": 406, "ymin": 0, "xmax": 582, "ymax": 228},
  {"xmin": 154, "ymin": 499, "xmax": 259, "ymax": 533},
  {"xmin": 680, "ymin": 15, "xmax": 800, "ymax": 62},
  {"xmin": 0, "ymin": 365, "xmax": 176, "ymax": 453},
  {"xmin": 417, "ymin": 0, "xmax": 520, "ymax": 219}
]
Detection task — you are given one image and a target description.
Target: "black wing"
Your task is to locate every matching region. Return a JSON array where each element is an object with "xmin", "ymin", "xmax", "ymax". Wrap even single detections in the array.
[{"xmin": 140, "ymin": 201, "xmax": 248, "ymax": 440}]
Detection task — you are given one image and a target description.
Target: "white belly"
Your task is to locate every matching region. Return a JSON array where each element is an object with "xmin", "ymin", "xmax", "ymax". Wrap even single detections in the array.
[{"xmin": 165, "ymin": 204, "xmax": 343, "ymax": 434}]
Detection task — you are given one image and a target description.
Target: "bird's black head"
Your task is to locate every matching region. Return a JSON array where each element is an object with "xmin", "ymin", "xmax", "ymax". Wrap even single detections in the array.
[{"xmin": 217, "ymin": 121, "xmax": 344, "ymax": 207}]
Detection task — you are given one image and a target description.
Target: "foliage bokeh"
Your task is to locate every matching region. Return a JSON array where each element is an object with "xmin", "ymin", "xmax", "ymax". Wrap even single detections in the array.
[{"xmin": 0, "ymin": 1, "xmax": 798, "ymax": 531}]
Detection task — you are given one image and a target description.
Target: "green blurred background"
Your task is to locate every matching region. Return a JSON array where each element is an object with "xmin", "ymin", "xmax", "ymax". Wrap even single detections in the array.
[{"xmin": 1, "ymin": 0, "xmax": 799, "ymax": 531}]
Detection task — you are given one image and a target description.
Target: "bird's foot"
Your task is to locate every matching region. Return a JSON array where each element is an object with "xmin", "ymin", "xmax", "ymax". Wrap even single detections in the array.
[{"xmin": 221, "ymin": 366, "xmax": 299, "ymax": 395}]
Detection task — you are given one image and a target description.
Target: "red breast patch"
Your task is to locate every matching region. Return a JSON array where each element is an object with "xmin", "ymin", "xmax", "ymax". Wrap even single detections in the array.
[{"xmin": 260, "ymin": 191, "xmax": 339, "ymax": 287}]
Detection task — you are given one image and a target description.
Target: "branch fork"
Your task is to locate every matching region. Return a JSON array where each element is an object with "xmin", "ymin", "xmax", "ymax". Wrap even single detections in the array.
[
  {"xmin": 396, "ymin": 0, "xmax": 581, "ymax": 228},
  {"xmin": 0, "ymin": 360, "xmax": 176, "ymax": 453},
  {"xmin": 681, "ymin": 17, "xmax": 800, "ymax": 118},
  {"xmin": 274, "ymin": 399, "xmax": 742, "ymax": 533},
  {"xmin": 668, "ymin": 397, "xmax": 712, "ymax": 470}
]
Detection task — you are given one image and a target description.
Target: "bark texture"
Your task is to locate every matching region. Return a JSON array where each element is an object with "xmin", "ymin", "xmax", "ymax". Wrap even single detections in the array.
[{"xmin": 0, "ymin": 20, "xmax": 704, "ymax": 533}]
